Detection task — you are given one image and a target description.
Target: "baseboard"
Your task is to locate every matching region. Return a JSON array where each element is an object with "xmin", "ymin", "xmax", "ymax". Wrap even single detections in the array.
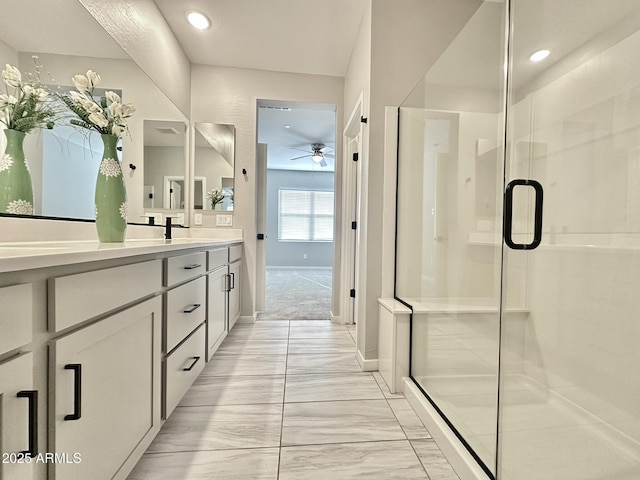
[
  {"xmin": 237, "ymin": 315, "xmax": 256, "ymax": 324},
  {"xmin": 356, "ymin": 350, "xmax": 378, "ymax": 371},
  {"xmin": 404, "ymin": 378, "xmax": 490, "ymax": 480},
  {"xmin": 330, "ymin": 311, "xmax": 342, "ymax": 324}
]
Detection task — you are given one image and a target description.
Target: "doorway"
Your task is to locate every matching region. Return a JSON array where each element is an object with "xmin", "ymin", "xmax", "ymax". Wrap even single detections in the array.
[{"xmin": 256, "ymin": 100, "xmax": 337, "ymax": 321}]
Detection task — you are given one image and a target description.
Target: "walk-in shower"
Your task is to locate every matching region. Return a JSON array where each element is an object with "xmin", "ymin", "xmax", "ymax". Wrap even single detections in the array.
[{"xmin": 395, "ymin": 1, "xmax": 640, "ymax": 478}]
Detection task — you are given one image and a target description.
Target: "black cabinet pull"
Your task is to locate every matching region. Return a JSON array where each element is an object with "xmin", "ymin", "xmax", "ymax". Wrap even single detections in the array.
[
  {"xmin": 183, "ymin": 303, "xmax": 201, "ymax": 314},
  {"xmin": 64, "ymin": 364, "xmax": 82, "ymax": 421},
  {"xmin": 183, "ymin": 264, "xmax": 202, "ymax": 270},
  {"xmin": 17, "ymin": 390, "xmax": 38, "ymax": 457},
  {"xmin": 504, "ymin": 179, "xmax": 543, "ymax": 250},
  {"xmin": 225, "ymin": 274, "xmax": 232, "ymax": 292},
  {"xmin": 230, "ymin": 272, "xmax": 235, "ymax": 290},
  {"xmin": 183, "ymin": 356, "xmax": 200, "ymax": 371}
]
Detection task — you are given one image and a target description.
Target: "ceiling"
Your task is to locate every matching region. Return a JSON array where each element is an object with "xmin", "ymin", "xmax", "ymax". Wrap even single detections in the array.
[
  {"xmin": 257, "ymin": 101, "xmax": 337, "ymax": 172},
  {"xmin": 153, "ymin": 0, "xmax": 368, "ymax": 77}
]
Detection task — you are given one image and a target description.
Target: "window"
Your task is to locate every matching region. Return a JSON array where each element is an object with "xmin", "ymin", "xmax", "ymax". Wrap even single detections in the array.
[{"xmin": 278, "ymin": 189, "xmax": 334, "ymax": 242}]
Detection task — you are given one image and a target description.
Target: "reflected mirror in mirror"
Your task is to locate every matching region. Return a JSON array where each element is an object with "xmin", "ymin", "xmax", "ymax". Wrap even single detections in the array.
[
  {"xmin": 194, "ymin": 123, "xmax": 235, "ymax": 212},
  {"xmin": 0, "ymin": 0, "xmax": 188, "ymax": 225},
  {"xmin": 143, "ymin": 120, "xmax": 187, "ymax": 219}
]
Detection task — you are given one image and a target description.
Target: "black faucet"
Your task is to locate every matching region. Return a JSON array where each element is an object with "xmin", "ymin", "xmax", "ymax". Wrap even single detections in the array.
[{"xmin": 165, "ymin": 217, "xmax": 172, "ymax": 240}]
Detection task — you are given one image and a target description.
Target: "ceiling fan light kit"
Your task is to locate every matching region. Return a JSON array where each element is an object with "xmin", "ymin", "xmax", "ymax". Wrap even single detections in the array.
[{"xmin": 289, "ymin": 143, "xmax": 334, "ymax": 168}]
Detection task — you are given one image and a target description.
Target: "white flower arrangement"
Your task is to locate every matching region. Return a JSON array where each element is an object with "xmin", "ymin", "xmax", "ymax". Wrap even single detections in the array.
[
  {"xmin": 57, "ymin": 70, "xmax": 135, "ymax": 138},
  {"xmin": 207, "ymin": 188, "xmax": 224, "ymax": 209},
  {"xmin": 0, "ymin": 60, "xmax": 56, "ymax": 133}
]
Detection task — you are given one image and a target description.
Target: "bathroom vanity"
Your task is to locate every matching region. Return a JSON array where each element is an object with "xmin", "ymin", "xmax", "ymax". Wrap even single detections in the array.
[{"xmin": 0, "ymin": 237, "xmax": 243, "ymax": 480}]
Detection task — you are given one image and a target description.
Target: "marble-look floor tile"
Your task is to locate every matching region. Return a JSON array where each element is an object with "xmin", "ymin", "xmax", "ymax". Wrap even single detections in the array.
[
  {"xmin": 216, "ymin": 338, "xmax": 289, "ymax": 355},
  {"xmin": 373, "ymin": 371, "xmax": 405, "ymax": 399},
  {"xmin": 388, "ymin": 398, "xmax": 431, "ymax": 439},
  {"xmin": 286, "ymin": 353, "xmax": 362, "ymax": 375},
  {"xmin": 227, "ymin": 324, "xmax": 290, "ymax": 340},
  {"xmin": 288, "ymin": 336, "xmax": 355, "ymax": 354},
  {"xmin": 285, "ymin": 373, "xmax": 384, "ymax": 403},
  {"xmin": 179, "ymin": 375, "xmax": 285, "ymax": 406},
  {"xmin": 127, "ymin": 448, "xmax": 279, "ymax": 480},
  {"xmin": 288, "ymin": 327, "xmax": 354, "ymax": 341},
  {"xmin": 411, "ymin": 439, "xmax": 461, "ymax": 480},
  {"xmin": 200, "ymin": 354, "xmax": 287, "ymax": 376},
  {"xmin": 147, "ymin": 404, "xmax": 283, "ymax": 453},
  {"xmin": 282, "ymin": 400, "xmax": 406, "ymax": 446},
  {"xmin": 289, "ymin": 320, "xmax": 338, "ymax": 328},
  {"xmin": 279, "ymin": 441, "xmax": 429, "ymax": 480}
]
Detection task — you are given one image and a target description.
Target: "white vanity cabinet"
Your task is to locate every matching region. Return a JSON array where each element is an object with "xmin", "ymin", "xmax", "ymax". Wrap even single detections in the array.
[
  {"xmin": 162, "ymin": 254, "xmax": 207, "ymax": 418},
  {"xmin": 206, "ymin": 247, "xmax": 230, "ymax": 360},
  {"xmin": 228, "ymin": 245, "xmax": 243, "ymax": 330},
  {"xmin": 49, "ymin": 297, "xmax": 162, "ymax": 480},
  {"xmin": 0, "ymin": 353, "xmax": 35, "ymax": 480},
  {"xmin": 0, "ymin": 238, "xmax": 242, "ymax": 480}
]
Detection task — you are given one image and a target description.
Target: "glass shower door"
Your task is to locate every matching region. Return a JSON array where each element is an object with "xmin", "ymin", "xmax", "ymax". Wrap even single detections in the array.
[
  {"xmin": 395, "ymin": 1, "xmax": 508, "ymax": 476},
  {"xmin": 498, "ymin": 1, "xmax": 640, "ymax": 478}
]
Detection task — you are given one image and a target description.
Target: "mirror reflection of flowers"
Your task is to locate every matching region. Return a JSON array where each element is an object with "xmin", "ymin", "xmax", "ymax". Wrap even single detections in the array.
[
  {"xmin": 0, "ymin": 61, "xmax": 56, "ymax": 133},
  {"xmin": 208, "ymin": 188, "xmax": 224, "ymax": 209},
  {"xmin": 57, "ymin": 70, "xmax": 135, "ymax": 138}
]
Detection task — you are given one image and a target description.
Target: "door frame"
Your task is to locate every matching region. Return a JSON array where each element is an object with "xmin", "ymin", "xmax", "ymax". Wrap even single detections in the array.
[{"xmin": 339, "ymin": 91, "xmax": 366, "ymax": 326}]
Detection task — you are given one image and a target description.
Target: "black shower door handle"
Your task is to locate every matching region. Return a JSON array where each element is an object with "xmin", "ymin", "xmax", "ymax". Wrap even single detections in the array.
[{"xmin": 504, "ymin": 179, "xmax": 543, "ymax": 250}]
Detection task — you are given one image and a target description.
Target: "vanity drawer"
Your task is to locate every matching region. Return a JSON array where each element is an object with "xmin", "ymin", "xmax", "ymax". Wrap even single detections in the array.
[
  {"xmin": 49, "ymin": 260, "xmax": 162, "ymax": 332},
  {"xmin": 166, "ymin": 276, "xmax": 206, "ymax": 353},
  {"xmin": 165, "ymin": 252, "xmax": 206, "ymax": 287},
  {"xmin": 229, "ymin": 244, "xmax": 242, "ymax": 263},
  {"xmin": 0, "ymin": 283, "xmax": 32, "ymax": 355},
  {"xmin": 165, "ymin": 324, "xmax": 205, "ymax": 418},
  {"xmin": 207, "ymin": 247, "xmax": 228, "ymax": 271}
]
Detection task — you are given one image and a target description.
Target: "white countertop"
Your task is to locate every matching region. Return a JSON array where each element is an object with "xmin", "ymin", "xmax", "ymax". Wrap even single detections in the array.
[{"xmin": 0, "ymin": 237, "xmax": 242, "ymax": 274}]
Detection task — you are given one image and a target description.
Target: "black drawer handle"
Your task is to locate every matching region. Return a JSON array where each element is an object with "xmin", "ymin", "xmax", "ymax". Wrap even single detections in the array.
[
  {"xmin": 183, "ymin": 303, "xmax": 201, "ymax": 314},
  {"xmin": 183, "ymin": 264, "xmax": 202, "ymax": 270},
  {"xmin": 17, "ymin": 390, "xmax": 38, "ymax": 457},
  {"xmin": 504, "ymin": 179, "xmax": 544, "ymax": 250},
  {"xmin": 64, "ymin": 364, "xmax": 82, "ymax": 421},
  {"xmin": 230, "ymin": 272, "xmax": 235, "ymax": 290},
  {"xmin": 183, "ymin": 356, "xmax": 201, "ymax": 371}
]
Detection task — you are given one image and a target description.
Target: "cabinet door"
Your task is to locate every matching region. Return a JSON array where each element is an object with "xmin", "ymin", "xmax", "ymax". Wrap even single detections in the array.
[
  {"xmin": 207, "ymin": 266, "xmax": 228, "ymax": 360},
  {"xmin": 228, "ymin": 260, "xmax": 241, "ymax": 330},
  {"xmin": 49, "ymin": 297, "xmax": 161, "ymax": 480},
  {"xmin": 0, "ymin": 353, "xmax": 34, "ymax": 480}
]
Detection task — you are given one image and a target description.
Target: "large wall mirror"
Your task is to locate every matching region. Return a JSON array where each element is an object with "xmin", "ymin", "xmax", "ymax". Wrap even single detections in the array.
[
  {"xmin": 143, "ymin": 120, "xmax": 188, "ymax": 222},
  {"xmin": 0, "ymin": 0, "xmax": 189, "ymax": 225},
  {"xmin": 194, "ymin": 123, "xmax": 235, "ymax": 212}
]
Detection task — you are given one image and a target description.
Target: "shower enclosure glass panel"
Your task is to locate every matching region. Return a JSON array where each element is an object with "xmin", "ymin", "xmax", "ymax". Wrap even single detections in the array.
[
  {"xmin": 395, "ymin": 1, "xmax": 508, "ymax": 475},
  {"xmin": 498, "ymin": 1, "xmax": 640, "ymax": 479}
]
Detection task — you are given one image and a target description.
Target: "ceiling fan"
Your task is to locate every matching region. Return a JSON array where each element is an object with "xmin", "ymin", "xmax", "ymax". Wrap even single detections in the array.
[{"xmin": 290, "ymin": 143, "xmax": 334, "ymax": 167}]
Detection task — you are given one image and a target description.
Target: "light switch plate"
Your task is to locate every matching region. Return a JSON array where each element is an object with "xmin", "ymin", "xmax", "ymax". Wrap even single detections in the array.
[
  {"xmin": 216, "ymin": 214, "xmax": 233, "ymax": 227},
  {"xmin": 194, "ymin": 213, "xmax": 203, "ymax": 225}
]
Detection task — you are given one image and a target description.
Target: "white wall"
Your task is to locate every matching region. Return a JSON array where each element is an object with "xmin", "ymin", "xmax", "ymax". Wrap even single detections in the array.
[
  {"xmin": 191, "ymin": 65, "xmax": 344, "ymax": 319},
  {"xmin": 79, "ymin": 0, "xmax": 191, "ymax": 118},
  {"xmin": 347, "ymin": 0, "xmax": 484, "ymax": 361}
]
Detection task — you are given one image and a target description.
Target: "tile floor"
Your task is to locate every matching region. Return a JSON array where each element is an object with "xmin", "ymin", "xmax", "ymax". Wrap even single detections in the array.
[{"xmin": 128, "ymin": 320, "xmax": 460, "ymax": 480}]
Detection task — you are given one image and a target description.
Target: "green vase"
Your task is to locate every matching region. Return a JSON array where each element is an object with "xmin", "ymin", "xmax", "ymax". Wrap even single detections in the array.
[
  {"xmin": 95, "ymin": 134, "xmax": 127, "ymax": 242},
  {"xmin": 0, "ymin": 129, "xmax": 34, "ymax": 215}
]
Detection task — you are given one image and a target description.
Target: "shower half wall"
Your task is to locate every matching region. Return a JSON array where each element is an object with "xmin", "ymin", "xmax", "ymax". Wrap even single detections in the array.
[{"xmin": 394, "ymin": 1, "xmax": 640, "ymax": 479}]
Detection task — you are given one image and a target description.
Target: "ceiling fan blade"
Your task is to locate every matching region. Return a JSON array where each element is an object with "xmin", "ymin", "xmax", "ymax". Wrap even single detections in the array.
[
  {"xmin": 324, "ymin": 153, "xmax": 335, "ymax": 159},
  {"xmin": 319, "ymin": 145, "xmax": 334, "ymax": 152},
  {"xmin": 320, "ymin": 159, "xmax": 328, "ymax": 167},
  {"xmin": 290, "ymin": 154, "xmax": 312, "ymax": 161},
  {"xmin": 288, "ymin": 146, "xmax": 312, "ymax": 153}
]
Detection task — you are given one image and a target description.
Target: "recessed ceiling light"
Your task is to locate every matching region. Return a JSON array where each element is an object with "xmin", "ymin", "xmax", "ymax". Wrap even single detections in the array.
[
  {"xmin": 529, "ymin": 49, "xmax": 550, "ymax": 63},
  {"xmin": 186, "ymin": 11, "xmax": 210, "ymax": 30},
  {"xmin": 284, "ymin": 124, "xmax": 291, "ymax": 129}
]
